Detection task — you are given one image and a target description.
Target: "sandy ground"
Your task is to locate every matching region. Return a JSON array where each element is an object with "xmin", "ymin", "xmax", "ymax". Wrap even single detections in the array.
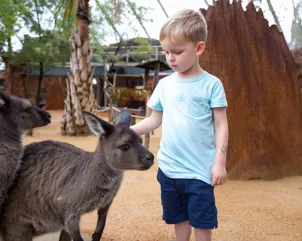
[
  {"xmin": 33, "ymin": 232, "xmax": 90, "ymax": 241},
  {"xmin": 23, "ymin": 110, "xmax": 302, "ymax": 241}
]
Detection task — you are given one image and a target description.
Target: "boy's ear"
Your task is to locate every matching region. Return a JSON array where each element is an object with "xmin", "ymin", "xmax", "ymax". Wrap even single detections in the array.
[{"xmin": 196, "ymin": 41, "xmax": 206, "ymax": 56}]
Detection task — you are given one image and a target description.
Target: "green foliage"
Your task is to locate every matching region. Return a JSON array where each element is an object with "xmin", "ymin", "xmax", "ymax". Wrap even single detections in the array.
[
  {"xmin": 0, "ymin": 0, "xmax": 71, "ymax": 67},
  {"xmin": 1, "ymin": 0, "xmax": 152, "ymax": 68},
  {"xmin": 129, "ymin": 37, "xmax": 153, "ymax": 62},
  {"xmin": 0, "ymin": 0, "xmax": 26, "ymax": 56},
  {"xmin": 17, "ymin": 32, "xmax": 71, "ymax": 67}
]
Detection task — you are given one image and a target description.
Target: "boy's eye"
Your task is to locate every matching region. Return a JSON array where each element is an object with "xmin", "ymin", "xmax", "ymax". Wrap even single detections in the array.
[
  {"xmin": 119, "ymin": 144, "xmax": 130, "ymax": 151},
  {"xmin": 174, "ymin": 51, "xmax": 183, "ymax": 55}
]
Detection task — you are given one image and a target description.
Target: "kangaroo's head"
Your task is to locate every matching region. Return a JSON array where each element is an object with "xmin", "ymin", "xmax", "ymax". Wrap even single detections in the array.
[
  {"xmin": 84, "ymin": 110, "xmax": 154, "ymax": 171},
  {"xmin": 0, "ymin": 92, "xmax": 51, "ymax": 133}
]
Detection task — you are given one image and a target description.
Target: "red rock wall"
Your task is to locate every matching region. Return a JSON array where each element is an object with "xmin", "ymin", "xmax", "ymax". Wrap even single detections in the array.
[
  {"xmin": 4, "ymin": 60, "xmax": 26, "ymax": 98},
  {"xmin": 45, "ymin": 77, "xmax": 65, "ymax": 110},
  {"xmin": 200, "ymin": 0, "xmax": 302, "ymax": 179}
]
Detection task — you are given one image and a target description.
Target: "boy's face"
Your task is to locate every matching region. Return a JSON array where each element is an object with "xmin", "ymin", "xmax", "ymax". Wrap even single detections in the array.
[{"xmin": 161, "ymin": 36, "xmax": 205, "ymax": 76}]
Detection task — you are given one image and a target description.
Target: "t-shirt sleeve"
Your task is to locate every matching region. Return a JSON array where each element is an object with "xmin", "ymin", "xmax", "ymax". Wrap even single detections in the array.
[
  {"xmin": 210, "ymin": 80, "xmax": 228, "ymax": 108},
  {"xmin": 147, "ymin": 81, "xmax": 163, "ymax": 111}
]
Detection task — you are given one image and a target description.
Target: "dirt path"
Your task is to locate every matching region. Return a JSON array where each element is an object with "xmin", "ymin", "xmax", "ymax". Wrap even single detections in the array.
[{"xmin": 24, "ymin": 111, "xmax": 302, "ymax": 241}]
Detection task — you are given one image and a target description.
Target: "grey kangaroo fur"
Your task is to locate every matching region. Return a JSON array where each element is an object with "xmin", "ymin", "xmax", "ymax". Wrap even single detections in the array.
[
  {"xmin": 1, "ymin": 110, "xmax": 154, "ymax": 241},
  {"xmin": 0, "ymin": 92, "xmax": 51, "ymax": 214}
]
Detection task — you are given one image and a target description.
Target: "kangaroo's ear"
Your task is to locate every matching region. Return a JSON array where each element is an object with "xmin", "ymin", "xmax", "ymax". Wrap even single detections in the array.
[
  {"xmin": 116, "ymin": 109, "xmax": 131, "ymax": 127},
  {"xmin": 83, "ymin": 111, "xmax": 114, "ymax": 136},
  {"xmin": 0, "ymin": 92, "xmax": 9, "ymax": 108}
]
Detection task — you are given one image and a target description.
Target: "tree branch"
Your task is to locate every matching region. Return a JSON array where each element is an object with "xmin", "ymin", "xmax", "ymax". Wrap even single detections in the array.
[
  {"xmin": 96, "ymin": 0, "xmax": 122, "ymax": 39},
  {"xmin": 33, "ymin": 0, "xmax": 42, "ymax": 38},
  {"xmin": 125, "ymin": 0, "xmax": 151, "ymax": 39},
  {"xmin": 266, "ymin": 0, "xmax": 282, "ymax": 32},
  {"xmin": 292, "ymin": 0, "xmax": 297, "ymax": 19},
  {"xmin": 157, "ymin": 0, "xmax": 169, "ymax": 18},
  {"xmin": 15, "ymin": 34, "xmax": 24, "ymax": 47}
]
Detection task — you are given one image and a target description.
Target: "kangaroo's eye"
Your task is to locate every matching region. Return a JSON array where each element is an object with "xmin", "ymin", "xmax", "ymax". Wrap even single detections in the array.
[
  {"xmin": 119, "ymin": 144, "xmax": 130, "ymax": 151},
  {"xmin": 24, "ymin": 107, "xmax": 32, "ymax": 113}
]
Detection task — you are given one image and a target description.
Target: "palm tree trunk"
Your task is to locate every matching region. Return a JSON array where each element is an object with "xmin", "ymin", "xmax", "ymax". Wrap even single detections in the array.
[{"xmin": 61, "ymin": 0, "xmax": 95, "ymax": 136}]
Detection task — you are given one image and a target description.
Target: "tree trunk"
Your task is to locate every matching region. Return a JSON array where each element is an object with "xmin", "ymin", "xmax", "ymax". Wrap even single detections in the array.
[
  {"xmin": 27, "ymin": 62, "xmax": 44, "ymax": 137},
  {"xmin": 61, "ymin": 0, "xmax": 95, "ymax": 136},
  {"xmin": 200, "ymin": 0, "xmax": 302, "ymax": 180},
  {"xmin": 35, "ymin": 62, "xmax": 44, "ymax": 107}
]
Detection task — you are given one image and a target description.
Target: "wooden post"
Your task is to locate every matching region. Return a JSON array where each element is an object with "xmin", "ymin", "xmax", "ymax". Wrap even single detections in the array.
[
  {"xmin": 150, "ymin": 62, "xmax": 160, "ymax": 136},
  {"xmin": 153, "ymin": 62, "xmax": 160, "ymax": 89},
  {"xmin": 144, "ymin": 68, "xmax": 151, "ymax": 148},
  {"xmin": 144, "ymin": 101, "xmax": 152, "ymax": 148},
  {"xmin": 131, "ymin": 116, "xmax": 136, "ymax": 125},
  {"xmin": 144, "ymin": 63, "xmax": 161, "ymax": 148},
  {"xmin": 97, "ymin": 77, "xmax": 104, "ymax": 107},
  {"xmin": 104, "ymin": 59, "xmax": 108, "ymax": 108},
  {"xmin": 143, "ymin": 69, "xmax": 149, "ymax": 89}
]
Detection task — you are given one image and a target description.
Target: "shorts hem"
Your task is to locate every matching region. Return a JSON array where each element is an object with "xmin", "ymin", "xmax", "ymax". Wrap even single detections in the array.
[
  {"xmin": 163, "ymin": 216, "xmax": 188, "ymax": 225},
  {"xmin": 189, "ymin": 221, "xmax": 218, "ymax": 230}
]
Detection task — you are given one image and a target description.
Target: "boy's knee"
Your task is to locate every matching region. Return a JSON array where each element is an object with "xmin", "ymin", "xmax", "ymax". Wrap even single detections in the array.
[
  {"xmin": 175, "ymin": 221, "xmax": 191, "ymax": 241},
  {"xmin": 194, "ymin": 228, "xmax": 212, "ymax": 241}
]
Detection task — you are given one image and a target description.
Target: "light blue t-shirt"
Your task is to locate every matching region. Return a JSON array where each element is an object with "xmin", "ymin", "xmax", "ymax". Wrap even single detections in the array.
[{"xmin": 147, "ymin": 71, "xmax": 228, "ymax": 184}]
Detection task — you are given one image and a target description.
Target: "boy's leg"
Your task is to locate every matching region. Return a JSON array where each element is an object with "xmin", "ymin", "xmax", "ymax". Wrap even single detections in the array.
[
  {"xmin": 175, "ymin": 221, "xmax": 191, "ymax": 241},
  {"xmin": 157, "ymin": 169, "xmax": 190, "ymax": 241},
  {"xmin": 194, "ymin": 228, "xmax": 212, "ymax": 241},
  {"xmin": 187, "ymin": 179, "xmax": 217, "ymax": 241}
]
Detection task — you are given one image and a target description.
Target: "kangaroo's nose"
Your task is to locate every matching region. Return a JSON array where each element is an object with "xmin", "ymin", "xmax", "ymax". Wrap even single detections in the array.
[{"xmin": 146, "ymin": 153, "xmax": 154, "ymax": 161}]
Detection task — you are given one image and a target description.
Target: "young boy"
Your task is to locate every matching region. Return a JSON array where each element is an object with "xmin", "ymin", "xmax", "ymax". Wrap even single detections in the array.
[{"xmin": 131, "ymin": 9, "xmax": 228, "ymax": 241}]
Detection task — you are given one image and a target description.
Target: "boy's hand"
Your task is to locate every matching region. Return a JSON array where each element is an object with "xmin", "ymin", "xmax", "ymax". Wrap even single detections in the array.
[{"xmin": 211, "ymin": 161, "xmax": 227, "ymax": 186}]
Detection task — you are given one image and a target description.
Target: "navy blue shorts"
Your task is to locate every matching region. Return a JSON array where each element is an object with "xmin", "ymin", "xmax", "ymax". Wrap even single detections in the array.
[{"xmin": 157, "ymin": 168, "xmax": 218, "ymax": 229}]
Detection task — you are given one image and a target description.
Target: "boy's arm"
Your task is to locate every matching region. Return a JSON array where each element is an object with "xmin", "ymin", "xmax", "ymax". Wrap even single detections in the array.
[
  {"xmin": 131, "ymin": 110, "xmax": 162, "ymax": 136},
  {"xmin": 211, "ymin": 107, "xmax": 229, "ymax": 186}
]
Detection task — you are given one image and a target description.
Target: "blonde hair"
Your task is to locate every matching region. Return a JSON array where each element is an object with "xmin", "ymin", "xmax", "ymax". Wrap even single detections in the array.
[{"xmin": 159, "ymin": 9, "xmax": 207, "ymax": 43}]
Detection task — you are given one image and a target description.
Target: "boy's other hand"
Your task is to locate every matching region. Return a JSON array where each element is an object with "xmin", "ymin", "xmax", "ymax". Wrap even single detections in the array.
[{"xmin": 211, "ymin": 161, "xmax": 227, "ymax": 186}]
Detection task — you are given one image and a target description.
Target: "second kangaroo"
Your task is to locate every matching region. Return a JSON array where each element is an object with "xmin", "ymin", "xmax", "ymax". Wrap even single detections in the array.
[{"xmin": 1, "ymin": 110, "xmax": 154, "ymax": 241}]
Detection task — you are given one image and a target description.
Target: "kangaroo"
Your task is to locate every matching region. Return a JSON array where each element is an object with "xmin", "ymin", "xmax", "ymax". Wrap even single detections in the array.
[
  {"xmin": 1, "ymin": 110, "xmax": 154, "ymax": 241},
  {"xmin": 0, "ymin": 92, "xmax": 51, "ymax": 213}
]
